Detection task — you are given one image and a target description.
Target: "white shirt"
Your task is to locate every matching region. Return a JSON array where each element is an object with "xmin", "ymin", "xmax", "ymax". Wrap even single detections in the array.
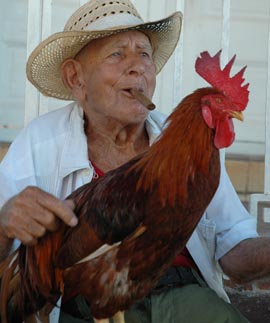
[{"xmin": 0, "ymin": 102, "xmax": 258, "ymax": 312}]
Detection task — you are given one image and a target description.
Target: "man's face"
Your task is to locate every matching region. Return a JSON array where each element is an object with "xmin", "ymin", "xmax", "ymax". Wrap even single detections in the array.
[{"xmin": 76, "ymin": 30, "xmax": 156, "ymax": 125}]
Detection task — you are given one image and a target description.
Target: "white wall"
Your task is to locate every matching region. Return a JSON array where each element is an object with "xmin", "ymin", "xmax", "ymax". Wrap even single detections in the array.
[
  {"xmin": 0, "ymin": 0, "xmax": 28, "ymax": 141},
  {"xmin": 0, "ymin": 0, "xmax": 269, "ymax": 158}
]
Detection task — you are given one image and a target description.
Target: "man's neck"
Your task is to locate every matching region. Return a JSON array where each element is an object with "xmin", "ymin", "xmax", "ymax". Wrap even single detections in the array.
[{"xmin": 84, "ymin": 116, "xmax": 149, "ymax": 172}]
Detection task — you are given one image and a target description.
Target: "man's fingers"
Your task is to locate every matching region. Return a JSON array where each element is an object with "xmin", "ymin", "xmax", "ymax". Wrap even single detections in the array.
[
  {"xmin": 13, "ymin": 227, "xmax": 38, "ymax": 246},
  {"xmin": 64, "ymin": 199, "xmax": 75, "ymax": 210},
  {"xmin": 5, "ymin": 216, "xmax": 43, "ymax": 245},
  {"xmin": 0, "ymin": 186, "xmax": 78, "ymax": 246},
  {"xmin": 39, "ymin": 197, "xmax": 78, "ymax": 227},
  {"xmin": 22, "ymin": 186, "xmax": 78, "ymax": 227}
]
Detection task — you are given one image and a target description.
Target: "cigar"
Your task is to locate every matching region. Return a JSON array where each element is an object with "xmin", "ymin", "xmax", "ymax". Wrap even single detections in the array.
[{"xmin": 130, "ymin": 89, "xmax": 156, "ymax": 110}]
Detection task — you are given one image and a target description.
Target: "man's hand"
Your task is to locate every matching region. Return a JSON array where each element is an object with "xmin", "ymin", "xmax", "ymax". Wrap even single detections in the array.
[{"xmin": 0, "ymin": 186, "xmax": 78, "ymax": 246}]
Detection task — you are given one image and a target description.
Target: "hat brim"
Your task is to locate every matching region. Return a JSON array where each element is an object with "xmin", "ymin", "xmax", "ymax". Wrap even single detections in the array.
[{"xmin": 26, "ymin": 12, "xmax": 182, "ymax": 100}]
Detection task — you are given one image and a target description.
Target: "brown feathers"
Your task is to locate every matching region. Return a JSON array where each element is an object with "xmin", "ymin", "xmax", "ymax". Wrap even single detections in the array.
[{"xmin": 133, "ymin": 88, "xmax": 219, "ymax": 206}]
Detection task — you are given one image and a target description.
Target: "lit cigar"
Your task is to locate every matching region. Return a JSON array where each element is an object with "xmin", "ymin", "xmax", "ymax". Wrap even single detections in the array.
[{"xmin": 130, "ymin": 89, "xmax": 156, "ymax": 110}]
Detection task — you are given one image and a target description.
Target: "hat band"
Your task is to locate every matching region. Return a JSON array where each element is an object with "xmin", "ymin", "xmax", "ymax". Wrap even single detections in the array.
[{"xmin": 83, "ymin": 14, "xmax": 144, "ymax": 31}]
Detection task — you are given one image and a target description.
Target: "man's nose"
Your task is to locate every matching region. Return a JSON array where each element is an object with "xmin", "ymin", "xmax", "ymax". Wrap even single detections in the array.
[{"xmin": 126, "ymin": 55, "xmax": 146, "ymax": 75}]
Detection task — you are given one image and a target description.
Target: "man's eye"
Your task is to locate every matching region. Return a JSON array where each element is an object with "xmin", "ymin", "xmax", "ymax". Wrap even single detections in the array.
[
  {"xmin": 111, "ymin": 52, "xmax": 120, "ymax": 57},
  {"xmin": 141, "ymin": 52, "xmax": 150, "ymax": 57}
]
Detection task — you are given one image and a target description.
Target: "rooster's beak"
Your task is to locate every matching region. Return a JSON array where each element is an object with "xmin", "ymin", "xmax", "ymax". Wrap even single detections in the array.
[{"xmin": 230, "ymin": 111, "xmax": 244, "ymax": 121}]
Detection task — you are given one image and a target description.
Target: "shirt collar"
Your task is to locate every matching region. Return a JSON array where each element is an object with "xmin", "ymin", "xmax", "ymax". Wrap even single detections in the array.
[{"xmin": 59, "ymin": 102, "xmax": 89, "ymax": 178}]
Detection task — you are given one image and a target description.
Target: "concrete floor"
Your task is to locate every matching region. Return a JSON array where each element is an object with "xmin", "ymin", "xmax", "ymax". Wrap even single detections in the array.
[{"xmin": 229, "ymin": 293, "xmax": 270, "ymax": 323}]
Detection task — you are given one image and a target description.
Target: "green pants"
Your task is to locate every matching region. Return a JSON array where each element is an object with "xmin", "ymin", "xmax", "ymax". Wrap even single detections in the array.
[
  {"xmin": 124, "ymin": 284, "xmax": 250, "ymax": 323},
  {"xmin": 60, "ymin": 285, "xmax": 250, "ymax": 323}
]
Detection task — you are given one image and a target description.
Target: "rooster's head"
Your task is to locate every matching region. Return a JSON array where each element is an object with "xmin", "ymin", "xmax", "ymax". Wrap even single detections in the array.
[{"xmin": 195, "ymin": 50, "xmax": 249, "ymax": 149}]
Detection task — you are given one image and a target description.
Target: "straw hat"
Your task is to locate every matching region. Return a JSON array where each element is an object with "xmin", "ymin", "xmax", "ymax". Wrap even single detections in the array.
[{"xmin": 26, "ymin": 0, "xmax": 182, "ymax": 100}]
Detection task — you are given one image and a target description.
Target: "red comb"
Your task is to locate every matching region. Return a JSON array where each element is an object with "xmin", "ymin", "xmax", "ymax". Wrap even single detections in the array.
[{"xmin": 195, "ymin": 50, "xmax": 249, "ymax": 111}]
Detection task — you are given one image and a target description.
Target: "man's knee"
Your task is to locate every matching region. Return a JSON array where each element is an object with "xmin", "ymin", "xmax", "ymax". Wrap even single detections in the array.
[{"xmin": 151, "ymin": 284, "xmax": 250, "ymax": 323}]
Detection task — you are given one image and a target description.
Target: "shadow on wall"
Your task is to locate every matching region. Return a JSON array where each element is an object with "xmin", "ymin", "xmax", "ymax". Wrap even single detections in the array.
[{"xmin": 225, "ymin": 158, "xmax": 265, "ymax": 206}]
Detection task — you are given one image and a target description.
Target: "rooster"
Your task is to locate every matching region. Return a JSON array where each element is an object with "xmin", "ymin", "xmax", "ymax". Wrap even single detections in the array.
[{"xmin": 0, "ymin": 50, "xmax": 249, "ymax": 323}]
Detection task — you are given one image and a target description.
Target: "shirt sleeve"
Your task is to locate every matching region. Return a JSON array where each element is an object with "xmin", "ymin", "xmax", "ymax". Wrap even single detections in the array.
[
  {"xmin": 0, "ymin": 127, "xmax": 37, "ymax": 208},
  {"xmin": 0, "ymin": 171, "xmax": 19, "ymax": 207},
  {"xmin": 204, "ymin": 161, "xmax": 258, "ymax": 261}
]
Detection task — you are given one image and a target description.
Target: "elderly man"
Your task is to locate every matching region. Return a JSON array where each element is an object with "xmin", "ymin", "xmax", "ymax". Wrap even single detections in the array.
[{"xmin": 0, "ymin": 0, "xmax": 268, "ymax": 322}]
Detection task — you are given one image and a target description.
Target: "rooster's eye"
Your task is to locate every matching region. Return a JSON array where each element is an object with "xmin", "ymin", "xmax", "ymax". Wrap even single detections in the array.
[{"xmin": 215, "ymin": 97, "xmax": 222, "ymax": 103}]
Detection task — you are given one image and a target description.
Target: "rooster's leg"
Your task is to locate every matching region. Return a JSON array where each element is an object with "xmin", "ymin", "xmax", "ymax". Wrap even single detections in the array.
[
  {"xmin": 94, "ymin": 311, "xmax": 125, "ymax": 323},
  {"xmin": 94, "ymin": 319, "xmax": 109, "ymax": 323},
  {"xmin": 113, "ymin": 311, "xmax": 125, "ymax": 323}
]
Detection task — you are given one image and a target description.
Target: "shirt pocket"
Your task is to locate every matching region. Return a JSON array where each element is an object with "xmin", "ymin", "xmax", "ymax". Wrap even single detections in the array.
[{"xmin": 198, "ymin": 218, "xmax": 216, "ymax": 258}]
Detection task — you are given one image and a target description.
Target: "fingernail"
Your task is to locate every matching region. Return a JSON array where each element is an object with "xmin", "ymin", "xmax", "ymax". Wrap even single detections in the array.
[{"xmin": 70, "ymin": 217, "xmax": 78, "ymax": 226}]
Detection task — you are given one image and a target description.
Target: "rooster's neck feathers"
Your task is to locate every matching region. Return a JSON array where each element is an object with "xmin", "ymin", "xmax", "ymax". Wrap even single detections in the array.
[{"xmin": 133, "ymin": 87, "xmax": 219, "ymax": 206}]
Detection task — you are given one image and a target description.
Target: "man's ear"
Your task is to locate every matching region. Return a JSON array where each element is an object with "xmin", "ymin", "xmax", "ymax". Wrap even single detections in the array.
[{"xmin": 61, "ymin": 58, "xmax": 85, "ymax": 101}]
